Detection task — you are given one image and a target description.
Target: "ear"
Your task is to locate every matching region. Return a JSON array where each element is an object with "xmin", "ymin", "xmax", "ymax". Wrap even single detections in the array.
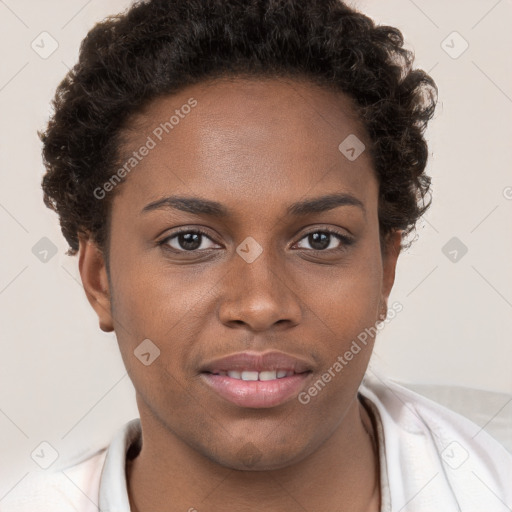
[
  {"xmin": 379, "ymin": 230, "xmax": 402, "ymax": 320},
  {"xmin": 78, "ymin": 233, "xmax": 114, "ymax": 332}
]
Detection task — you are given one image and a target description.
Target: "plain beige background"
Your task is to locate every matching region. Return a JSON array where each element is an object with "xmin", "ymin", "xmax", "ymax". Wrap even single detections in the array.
[{"xmin": 1, "ymin": 0, "xmax": 511, "ymax": 498}]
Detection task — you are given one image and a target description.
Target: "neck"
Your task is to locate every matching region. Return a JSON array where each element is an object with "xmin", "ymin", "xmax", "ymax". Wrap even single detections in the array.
[{"xmin": 127, "ymin": 396, "xmax": 380, "ymax": 512}]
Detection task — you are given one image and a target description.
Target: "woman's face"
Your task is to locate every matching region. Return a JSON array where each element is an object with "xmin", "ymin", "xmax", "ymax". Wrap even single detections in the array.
[{"xmin": 81, "ymin": 77, "xmax": 401, "ymax": 470}]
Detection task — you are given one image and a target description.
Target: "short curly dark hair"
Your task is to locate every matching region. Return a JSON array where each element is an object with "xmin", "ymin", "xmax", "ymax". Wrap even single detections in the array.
[{"xmin": 39, "ymin": 0, "xmax": 437, "ymax": 261}]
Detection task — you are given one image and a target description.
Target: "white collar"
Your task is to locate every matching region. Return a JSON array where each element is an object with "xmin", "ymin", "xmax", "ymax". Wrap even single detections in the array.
[{"xmin": 98, "ymin": 417, "xmax": 141, "ymax": 511}]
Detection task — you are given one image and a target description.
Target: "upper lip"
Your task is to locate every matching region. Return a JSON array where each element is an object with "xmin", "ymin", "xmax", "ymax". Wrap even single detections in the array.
[{"xmin": 200, "ymin": 350, "xmax": 314, "ymax": 374}]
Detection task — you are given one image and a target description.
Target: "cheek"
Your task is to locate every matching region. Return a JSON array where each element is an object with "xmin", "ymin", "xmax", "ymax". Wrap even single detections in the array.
[
  {"xmin": 108, "ymin": 245, "xmax": 220, "ymax": 392},
  {"xmin": 296, "ymin": 260, "xmax": 383, "ymax": 415},
  {"xmin": 108, "ymin": 255, "xmax": 207, "ymax": 416},
  {"xmin": 300, "ymin": 249, "xmax": 383, "ymax": 339},
  {"xmin": 109, "ymin": 243, "xmax": 213, "ymax": 334}
]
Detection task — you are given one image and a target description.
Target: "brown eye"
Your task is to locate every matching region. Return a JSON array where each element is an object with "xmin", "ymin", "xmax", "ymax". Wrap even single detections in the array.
[
  {"xmin": 160, "ymin": 229, "xmax": 220, "ymax": 252},
  {"xmin": 295, "ymin": 230, "xmax": 354, "ymax": 252}
]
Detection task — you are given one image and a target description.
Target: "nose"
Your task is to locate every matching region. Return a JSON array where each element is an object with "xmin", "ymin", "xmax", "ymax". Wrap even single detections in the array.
[{"xmin": 217, "ymin": 248, "xmax": 303, "ymax": 332}]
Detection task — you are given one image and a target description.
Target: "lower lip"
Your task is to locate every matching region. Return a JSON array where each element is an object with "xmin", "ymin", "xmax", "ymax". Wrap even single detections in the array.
[{"xmin": 200, "ymin": 372, "xmax": 312, "ymax": 408}]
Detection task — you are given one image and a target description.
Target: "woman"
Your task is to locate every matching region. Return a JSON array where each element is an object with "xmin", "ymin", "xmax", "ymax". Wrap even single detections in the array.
[{"xmin": 7, "ymin": 0, "xmax": 511, "ymax": 510}]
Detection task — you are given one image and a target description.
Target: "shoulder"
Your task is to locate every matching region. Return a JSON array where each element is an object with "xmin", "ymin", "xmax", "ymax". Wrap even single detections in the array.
[
  {"xmin": 360, "ymin": 372, "xmax": 512, "ymax": 511},
  {"xmin": 1, "ymin": 448, "xmax": 107, "ymax": 512}
]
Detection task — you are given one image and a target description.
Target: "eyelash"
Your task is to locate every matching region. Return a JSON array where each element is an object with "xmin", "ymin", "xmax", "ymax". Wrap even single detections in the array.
[{"xmin": 158, "ymin": 227, "xmax": 355, "ymax": 254}]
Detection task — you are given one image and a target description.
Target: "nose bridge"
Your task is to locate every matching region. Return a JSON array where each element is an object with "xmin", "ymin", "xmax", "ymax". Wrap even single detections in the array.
[
  {"xmin": 237, "ymin": 240, "xmax": 283, "ymax": 294},
  {"xmin": 218, "ymin": 236, "xmax": 303, "ymax": 330}
]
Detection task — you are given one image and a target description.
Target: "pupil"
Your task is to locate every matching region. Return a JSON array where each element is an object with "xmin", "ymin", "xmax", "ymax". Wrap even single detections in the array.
[
  {"xmin": 180, "ymin": 233, "xmax": 201, "ymax": 251},
  {"xmin": 310, "ymin": 232, "xmax": 329, "ymax": 250}
]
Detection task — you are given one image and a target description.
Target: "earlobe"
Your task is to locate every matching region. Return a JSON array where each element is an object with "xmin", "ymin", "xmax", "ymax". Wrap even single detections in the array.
[{"xmin": 78, "ymin": 234, "xmax": 114, "ymax": 332}]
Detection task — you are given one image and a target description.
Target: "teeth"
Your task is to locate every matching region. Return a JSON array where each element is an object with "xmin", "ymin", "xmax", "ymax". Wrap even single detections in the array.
[
  {"xmin": 220, "ymin": 370, "xmax": 295, "ymax": 380},
  {"xmin": 259, "ymin": 370, "xmax": 277, "ymax": 381},
  {"xmin": 241, "ymin": 371, "xmax": 259, "ymax": 381}
]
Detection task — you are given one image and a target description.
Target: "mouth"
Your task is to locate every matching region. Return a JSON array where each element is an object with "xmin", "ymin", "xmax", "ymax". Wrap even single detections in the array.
[
  {"xmin": 199, "ymin": 351, "xmax": 314, "ymax": 408},
  {"xmin": 204, "ymin": 369, "xmax": 304, "ymax": 380}
]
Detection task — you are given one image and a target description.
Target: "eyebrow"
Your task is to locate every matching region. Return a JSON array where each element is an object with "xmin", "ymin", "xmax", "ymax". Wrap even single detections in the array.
[{"xmin": 141, "ymin": 192, "xmax": 366, "ymax": 218}]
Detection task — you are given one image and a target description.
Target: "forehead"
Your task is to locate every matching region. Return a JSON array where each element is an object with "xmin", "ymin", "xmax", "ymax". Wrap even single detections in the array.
[{"xmin": 113, "ymin": 77, "xmax": 377, "ymax": 218}]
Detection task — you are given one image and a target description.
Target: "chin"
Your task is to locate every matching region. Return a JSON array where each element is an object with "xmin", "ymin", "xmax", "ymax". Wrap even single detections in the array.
[{"xmin": 203, "ymin": 438, "xmax": 309, "ymax": 471}]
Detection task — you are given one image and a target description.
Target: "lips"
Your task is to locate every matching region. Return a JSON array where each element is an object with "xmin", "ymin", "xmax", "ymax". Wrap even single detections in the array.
[
  {"xmin": 200, "ymin": 350, "xmax": 314, "ymax": 374},
  {"xmin": 214, "ymin": 370, "xmax": 296, "ymax": 381},
  {"xmin": 199, "ymin": 350, "xmax": 314, "ymax": 408}
]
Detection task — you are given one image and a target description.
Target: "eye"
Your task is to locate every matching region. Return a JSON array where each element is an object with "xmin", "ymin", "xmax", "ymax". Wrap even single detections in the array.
[
  {"xmin": 158, "ymin": 227, "xmax": 354, "ymax": 254},
  {"xmin": 159, "ymin": 228, "xmax": 220, "ymax": 252},
  {"xmin": 294, "ymin": 229, "xmax": 354, "ymax": 252}
]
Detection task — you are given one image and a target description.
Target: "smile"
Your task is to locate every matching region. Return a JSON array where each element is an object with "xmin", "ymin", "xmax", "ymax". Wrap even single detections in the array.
[
  {"xmin": 200, "ymin": 371, "xmax": 312, "ymax": 408},
  {"xmin": 209, "ymin": 370, "xmax": 297, "ymax": 380}
]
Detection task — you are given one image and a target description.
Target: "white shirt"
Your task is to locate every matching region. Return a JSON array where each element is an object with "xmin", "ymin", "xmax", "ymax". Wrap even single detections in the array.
[{"xmin": 3, "ymin": 373, "xmax": 511, "ymax": 511}]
